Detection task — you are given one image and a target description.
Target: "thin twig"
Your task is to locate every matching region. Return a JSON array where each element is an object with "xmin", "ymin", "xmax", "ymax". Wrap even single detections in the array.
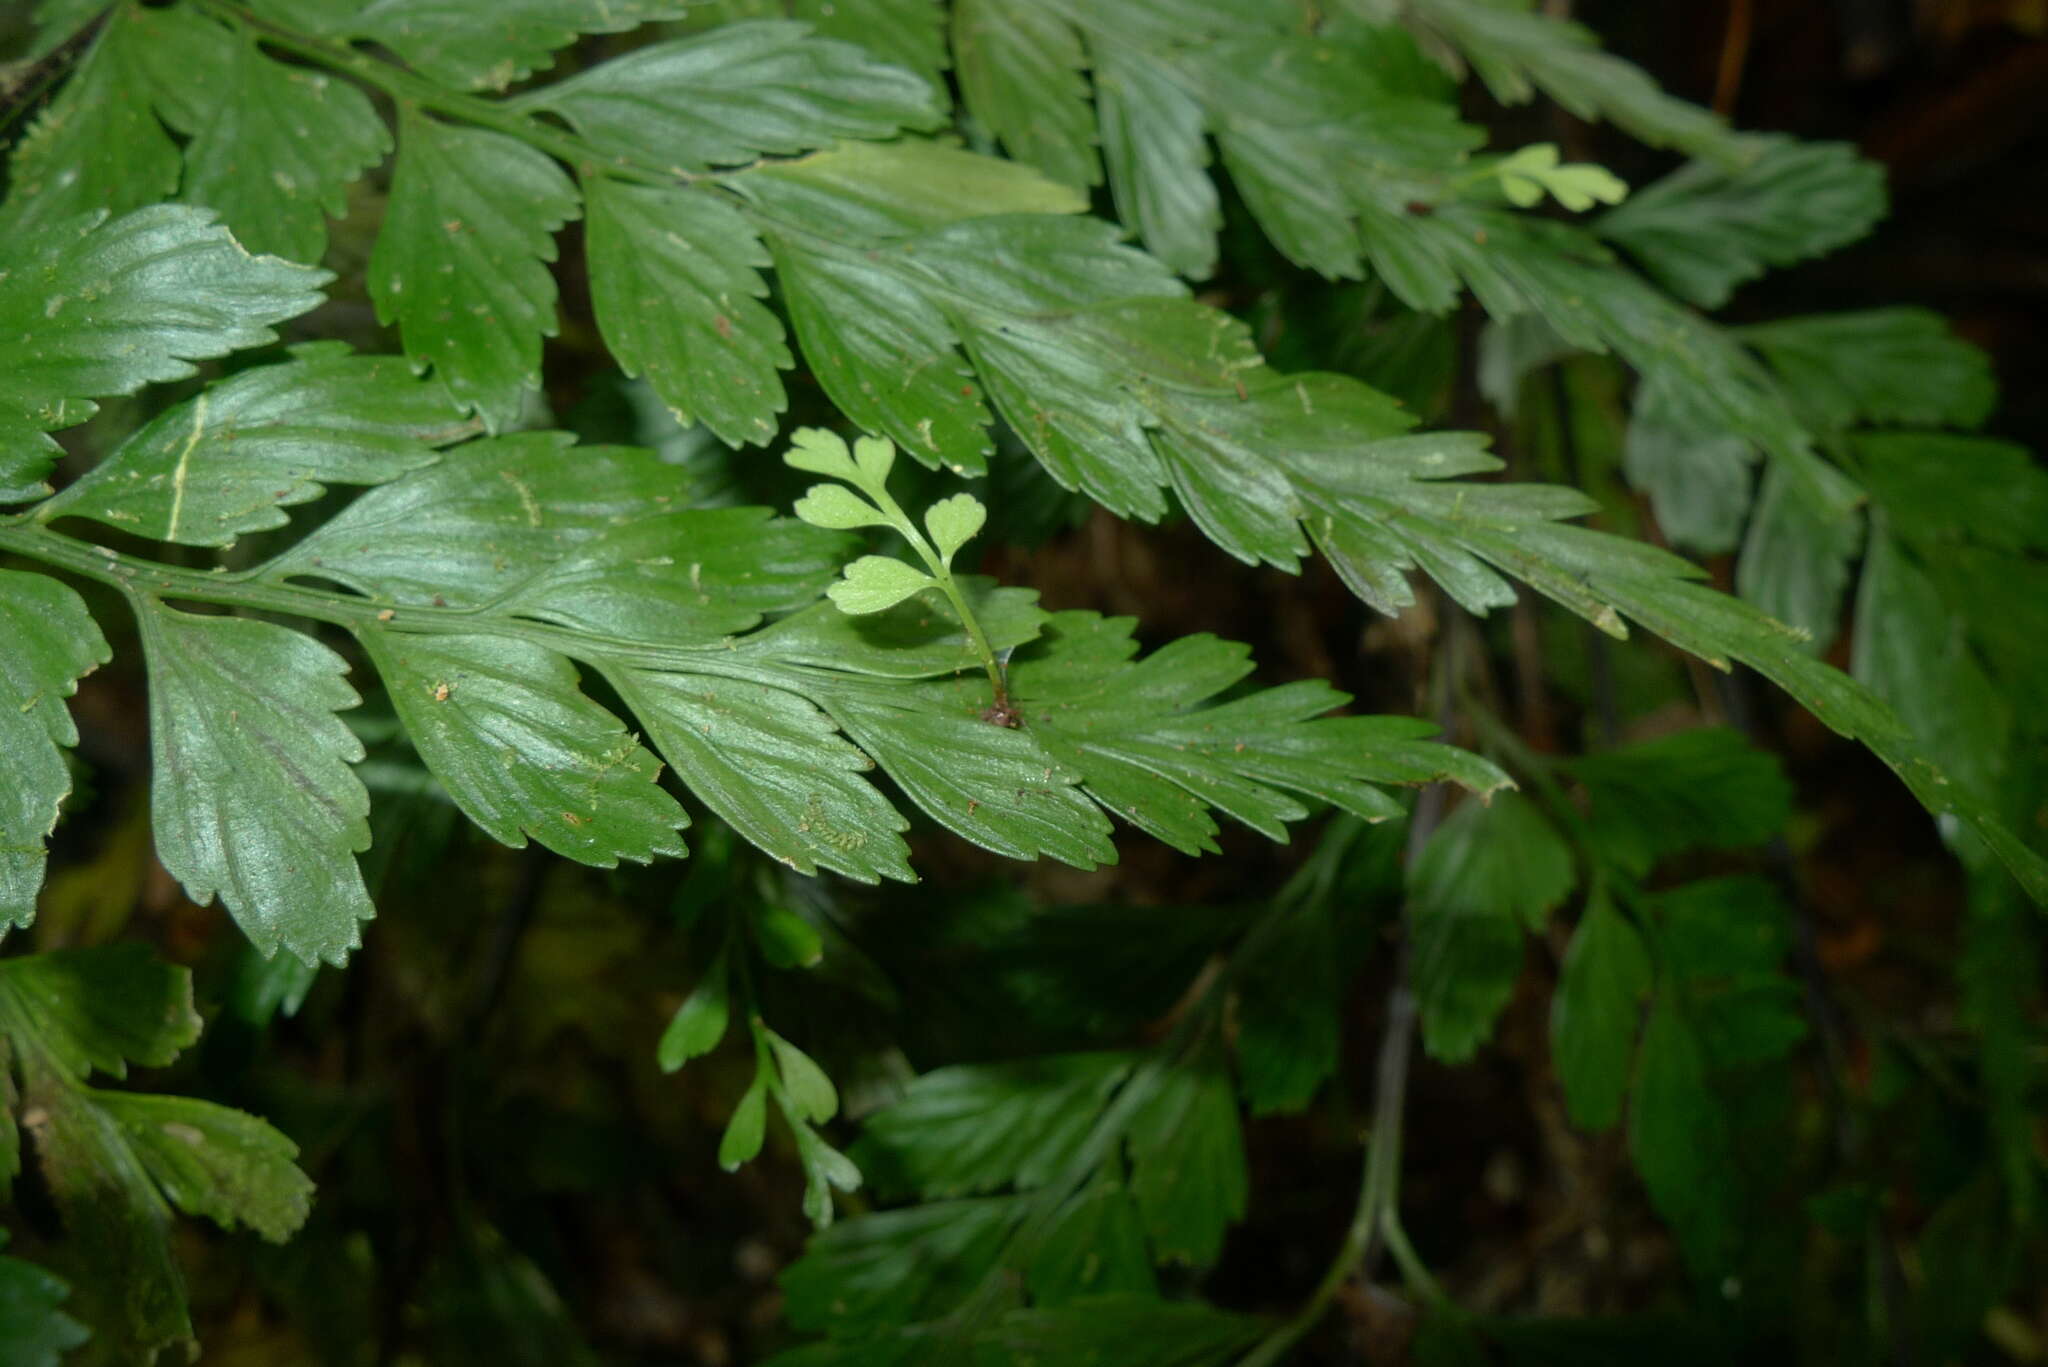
[
  {"xmin": 1714, "ymin": 0, "xmax": 1754, "ymax": 116},
  {"xmin": 1237, "ymin": 608, "xmax": 1458, "ymax": 1367},
  {"xmin": 1237, "ymin": 953, "xmax": 1430, "ymax": 1367},
  {"xmin": 1358, "ymin": 976, "xmax": 1419, "ymax": 1284}
]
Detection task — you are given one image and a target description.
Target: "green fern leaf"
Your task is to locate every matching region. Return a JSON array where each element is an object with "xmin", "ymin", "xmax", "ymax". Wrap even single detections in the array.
[
  {"xmin": 10, "ymin": 334, "xmax": 1506, "ymax": 961},
  {"xmin": 856, "ymin": 1053, "xmax": 1131, "ymax": 1200},
  {"xmin": 265, "ymin": 433, "xmax": 672, "ymax": 603},
  {"xmin": 0, "ymin": 944, "xmax": 200, "ymax": 1083},
  {"xmin": 176, "ymin": 32, "xmax": 391, "ymax": 263},
  {"xmin": 369, "ymin": 112, "xmax": 580, "ymax": 430},
  {"xmin": 0, "ymin": 7, "xmax": 180, "ymax": 241},
  {"xmin": 1621, "ymin": 364, "xmax": 1755, "ymax": 555},
  {"xmin": 819, "ymin": 690, "xmax": 1116, "ymax": 866},
  {"xmin": 923, "ymin": 493, "xmax": 986, "ymax": 565},
  {"xmin": 1597, "ymin": 137, "xmax": 1886, "ymax": 309},
  {"xmin": 1734, "ymin": 463, "xmax": 1864, "ymax": 651},
  {"xmin": 0, "ymin": 946, "xmax": 311, "ymax": 1359},
  {"xmin": 1202, "ymin": 34, "xmax": 1484, "ymax": 286},
  {"xmin": 91, "ymin": 1091, "xmax": 315, "ymax": 1243},
  {"xmin": 682, "ymin": 148, "xmax": 2048, "ymax": 890},
  {"xmin": 998, "ymin": 0, "xmax": 1247, "ymax": 50},
  {"xmin": 851, "ymin": 1044, "xmax": 1246, "ymax": 1268},
  {"xmin": 1409, "ymin": 792, "xmax": 1575, "ymax": 1063},
  {"xmin": 0, "ymin": 205, "xmax": 327, "ymax": 502},
  {"xmin": 902, "ymin": 220, "xmax": 1228, "ymax": 514},
  {"xmin": 609, "ymin": 670, "xmax": 914, "ymax": 883},
  {"xmin": 1568, "ymin": 728, "xmax": 1793, "ymax": 876},
  {"xmin": 791, "ymin": 0, "xmax": 950, "ymax": 93},
  {"xmin": 485, "ymin": 507, "xmax": 840, "ymax": 640},
  {"xmin": 794, "ymin": 483, "xmax": 898, "ymax": 533},
  {"xmin": 1627, "ymin": 992, "xmax": 1733, "ymax": 1276},
  {"xmin": 137, "ymin": 604, "xmax": 373, "ymax": 965},
  {"xmin": 828, "ymin": 556, "xmax": 940, "ymax": 615},
  {"xmin": 510, "ymin": 21, "xmax": 942, "ymax": 173},
  {"xmin": 733, "ymin": 136, "xmax": 1087, "ymax": 235},
  {"xmin": 736, "ymin": 577, "xmax": 1046, "ymax": 679},
  {"xmin": 1093, "ymin": 42, "xmax": 1218, "ymax": 278},
  {"xmin": 657, "ymin": 949, "xmax": 732, "ymax": 1070},
  {"xmin": 20, "ymin": 0, "xmax": 106, "ymax": 60},
  {"xmin": 0, "ymin": 1234, "xmax": 88, "ymax": 1367},
  {"xmin": 764, "ymin": 233, "xmax": 996, "ymax": 471},
  {"xmin": 1628, "ymin": 878, "xmax": 1805, "ymax": 1277},
  {"xmin": 952, "ymin": 0, "xmax": 1098, "ymax": 188},
  {"xmin": 117, "ymin": 1, "xmax": 238, "ymax": 136},
  {"xmin": 1491, "ymin": 142, "xmax": 1628, "ymax": 211},
  {"xmin": 1503, "ymin": 243, "xmax": 1856, "ymax": 517},
  {"xmin": 1658, "ymin": 879, "xmax": 1805, "ymax": 1065},
  {"xmin": 1858, "ymin": 431, "xmax": 2048, "ymax": 558},
  {"xmin": 1121, "ymin": 1055, "xmax": 1245, "ymax": 1264},
  {"xmin": 17, "ymin": 1079, "xmax": 194, "ymax": 1355},
  {"xmin": 1026, "ymin": 1176, "xmax": 1157, "ymax": 1304},
  {"xmin": 583, "ymin": 180, "xmax": 791, "ymax": 446},
  {"xmin": 40, "ymin": 343, "xmax": 475, "ymax": 546},
  {"xmin": 1960, "ymin": 896, "xmax": 2040, "ymax": 1219},
  {"xmin": 1739, "ymin": 308, "xmax": 1998, "ymax": 432},
  {"xmin": 1550, "ymin": 887, "xmax": 1650, "ymax": 1130},
  {"xmin": 1014, "ymin": 612, "xmax": 1510, "ymax": 851},
  {"xmin": 781, "ymin": 1198, "xmax": 1015, "ymax": 1337},
  {"xmin": 1852, "ymin": 528, "xmax": 2011, "ymax": 804},
  {"xmin": 1401, "ymin": 0, "xmax": 1734, "ymax": 159},
  {"xmin": 246, "ymin": 0, "xmax": 697, "ymax": 90},
  {"xmin": 0, "ymin": 571, "xmax": 109, "ymax": 927},
  {"xmin": 1235, "ymin": 894, "xmax": 1344, "ymax": 1116},
  {"xmin": 360, "ymin": 631, "xmax": 689, "ymax": 865}
]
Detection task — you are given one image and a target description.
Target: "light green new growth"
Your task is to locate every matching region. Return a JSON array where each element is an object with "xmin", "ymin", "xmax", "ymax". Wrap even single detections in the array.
[
  {"xmin": 785, "ymin": 428, "xmax": 1011, "ymax": 717},
  {"xmin": 1483, "ymin": 143, "xmax": 1629, "ymax": 211}
]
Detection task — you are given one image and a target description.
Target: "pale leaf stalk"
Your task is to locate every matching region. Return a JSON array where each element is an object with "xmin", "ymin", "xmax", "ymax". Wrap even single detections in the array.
[
  {"xmin": 834, "ymin": 460, "xmax": 1012, "ymax": 713},
  {"xmin": 919, "ymin": 560, "xmax": 1011, "ymax": 714},
  {"xmin": 190, "ymin": 0, "xmax": 689, "ymax": 188},
  {"xmin": 0, "ymin": 522, "xmax": 834, "ymax": 690},
  {"xmin": 1239, "ymin": 610, "xmax": 1461, "ymax": 1367}
]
